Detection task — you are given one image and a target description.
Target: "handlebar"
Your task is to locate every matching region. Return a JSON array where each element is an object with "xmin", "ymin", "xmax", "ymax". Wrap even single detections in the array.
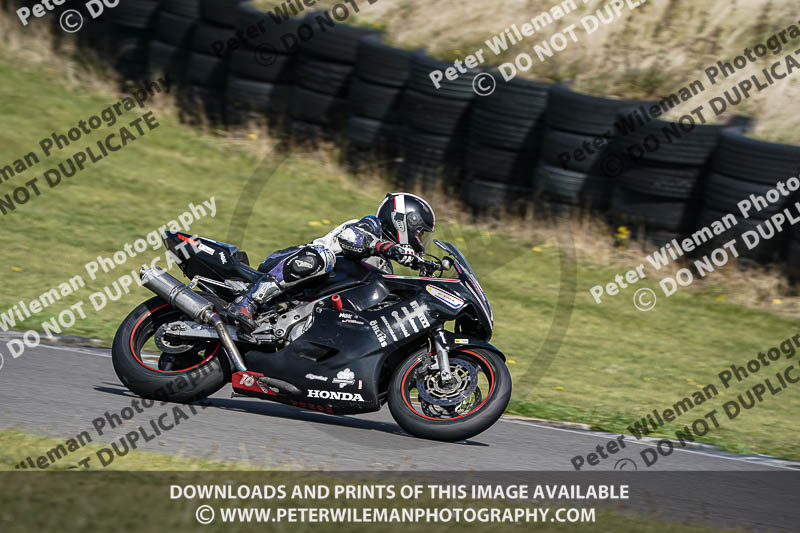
[{"xmin": 415, "ymin": 256, "xmax": 443, "ymax": 277}]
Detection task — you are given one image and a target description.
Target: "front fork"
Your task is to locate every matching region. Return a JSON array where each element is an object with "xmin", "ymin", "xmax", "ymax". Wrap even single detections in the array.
[{"xmin": 433, "ymin": 327, "xmax": 454, "ymax": 383}]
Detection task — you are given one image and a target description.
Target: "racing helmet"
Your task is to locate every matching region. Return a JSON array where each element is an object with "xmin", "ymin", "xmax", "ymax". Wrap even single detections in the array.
[{"xmin": 376, "ymin": 193, "xmax": 436, "ymax": 254}]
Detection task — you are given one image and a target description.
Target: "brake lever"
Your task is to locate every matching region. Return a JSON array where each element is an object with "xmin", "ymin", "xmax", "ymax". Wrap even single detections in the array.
[{"xmin": 416, "ymin": 257, "xmax": 439, "ymax": 278}]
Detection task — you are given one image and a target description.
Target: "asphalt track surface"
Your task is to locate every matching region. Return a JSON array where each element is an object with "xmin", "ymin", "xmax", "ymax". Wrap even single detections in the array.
[{"xmin": 1, "ymin": 340, "xmax": 798, "ymax": 472}]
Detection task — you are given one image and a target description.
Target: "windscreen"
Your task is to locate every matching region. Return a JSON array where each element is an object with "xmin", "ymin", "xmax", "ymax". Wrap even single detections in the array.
[{"xmin": 434, "ymin": 240, "xmax": 493, "ymax": 327}]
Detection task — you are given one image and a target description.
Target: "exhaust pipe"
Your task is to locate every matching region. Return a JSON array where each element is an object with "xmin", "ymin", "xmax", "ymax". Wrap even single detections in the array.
[{"xmin": 140, "ymin": 267, "xmax": 247, "ymax": 372}]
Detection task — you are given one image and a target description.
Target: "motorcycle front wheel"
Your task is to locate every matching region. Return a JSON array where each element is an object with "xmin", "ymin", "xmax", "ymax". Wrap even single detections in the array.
[{"xmin": 388, "ymin": 347, "xmax": 512, "ymax": 442}]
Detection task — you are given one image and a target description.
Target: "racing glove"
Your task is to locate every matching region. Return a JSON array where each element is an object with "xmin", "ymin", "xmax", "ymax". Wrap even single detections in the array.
[{"xmin": 376, "ymin": 241, "xmax": 419, "ymax": 267}]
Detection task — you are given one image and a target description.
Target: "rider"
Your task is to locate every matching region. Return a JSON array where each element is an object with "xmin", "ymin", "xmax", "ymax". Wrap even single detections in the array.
[{"xmin": 229, "ymin": 192, "xmax": 436, "ymax": 330}]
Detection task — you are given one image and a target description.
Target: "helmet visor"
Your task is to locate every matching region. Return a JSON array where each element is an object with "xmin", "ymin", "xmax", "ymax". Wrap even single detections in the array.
[{"xmin": 413, "ymin": 228, "xmax": 433, "ymax": 253}]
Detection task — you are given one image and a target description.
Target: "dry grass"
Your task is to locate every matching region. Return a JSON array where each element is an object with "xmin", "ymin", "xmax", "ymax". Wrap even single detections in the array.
[
  {"xmin": 256, "ymin": 0, "xmax": 800, "ymax": 143},
  {"xmin": 0, "ymin": 16, "xmax": 117, "ymax": 95}
]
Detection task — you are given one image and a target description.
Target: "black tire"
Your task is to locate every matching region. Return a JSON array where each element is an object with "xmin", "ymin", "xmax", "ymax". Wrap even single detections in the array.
[
  {"xmin": 469, "ymin": 107, "xmax": 541, "ymax": 151},
  {"xmin": 388, "ymin": 348, "xmax": 511, "ymax": 442},
  {"xmin": 105, "ymin": 24, "xmax": 150, "ymax": 64},
  {"xmin": 540, "ymin": 127, "xmax": 611, "ymax": 173},
  {"xmin": 466, "ymin": 142, "xmax": 535, "ymax": 184},
  {"xmin": 614, "ymin": 108, "xmax": 724, "ymax": 165},
  {"xmin": 148, "ymin": 40, "xmax": 188, "ymax": 81},
  {"xmin": 106, "ymin": 0, "xmax": 160, "ymax": 29},
  {"xmin": 611, "ymin": 187, "xmax": 699, "ymax": 231},
  {"xmin": 463, "ymin": 177, "xmax": 531, "ymax": 212},
  {"xmin": 289, "ymin": 87, "xmax": 347, "ymax": 126},
  {"xmin": 192, "ymin": 21, "xmax": 236, "ymax": 55},
  {"xmin": 408, "ymin": 51, "xmax": 478, "ymax": 101},
  {"xmin": 356, "ymin": 35, "xmax": 413, "ymax": 87},
  {"xmin": 298, "ymin": 13, "xmax": 379, "ymax": 64},
  {"xmin": 153, "ymin": 11, "xmax": 196, "ymax": 48},
  {"xmin": 111, "ymin": 297, "xmax": 231, "ymax": 403},
  {"xmin": 397, "ymin": 128, "xmax": 465, "ymax": 190},
  {"xmin": 186, "ymin": 52, "xmax": 228, "ymax": 87},
  {"xmin": 713, "ymin": 128, "xmax": 800, "ymax": 184},
  {"xmin": 404, "ymin": 89, "xmax": 472, "ymax": 136},
  {"xmin": 348, "ymin": 77, "xmax": 404, "ymax": 122},
  {"xmin": 476, "ymin": 71, "xmax": 549, "ymax": 119},
  {"xmin": 163, "ymin": 0, "xmax": 202, "ymax": 18},
  {"xmin": 235, "ymin": 3, "xmax": 304, "ymax": 51},
  {"xmin": 400, "ymin": 128, "xmax": 464, "ymax": 164},
  {"xmin": 177, "ymin": 84, "xmax": 227, "ymax": 125},
  {"xmin": 704, "ymin": 172, "xmax": 789, "ymax": 218},
  {"xmin": 787, "ymin": 239, "xmax": 800, "ymax": 277},
  {"xmin": 295, "ymin": 53, "xmax": 354, "ymax": 96},
  {"xmin": 396, "ymin": 163, "xmax": 445, "ymax": 191},
  {"xmin": 698, "ymin": 208, "xmax": 787, "ymax": 261},
  {"xmin": 617, "ymin": 164, "xmax": 704, "ymax": 200},
  {"xmin": 547, "ymin": 84, "xmax": 650, "ymax": 136},
  {"xmin": 200, "ymin": 0, "xmax": 245, "ymax": 27},
  {"xmin": 229, "ymin": 47, "xmax": 294, "ymax": 82},
  {"xmin": 534, "ymin": 164, "xmax": 611, "ymax": 207},
  {"xmin": 344, "ymin": 116, "xmax": 400, "ymax": 148},
  {"xmin": 226, "ymin": 76, "xmax": 290, "ymax": 112}
]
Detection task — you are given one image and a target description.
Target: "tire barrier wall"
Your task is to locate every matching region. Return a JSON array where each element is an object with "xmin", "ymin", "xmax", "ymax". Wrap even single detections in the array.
[{"xmin": 5, "ymin": 0, "xmax": 800, "ymax": 271}]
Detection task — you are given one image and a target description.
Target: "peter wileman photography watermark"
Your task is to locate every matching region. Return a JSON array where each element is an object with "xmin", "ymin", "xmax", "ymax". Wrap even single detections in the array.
[
  {"xmin": 16, "ymin": 0, "xmax": 122, "ymax": 33},
  {"xmin": 0, "ymin": 76, "xmax": 172, "ymax": 215},
  {"xmin": 0, "ymin": 197, "xmax": 218, "ymax": 370},
  {"xmin": 427, "ymin": 0, "xmax": 646, "ymax": 96},
  {"xmin": 14, "ymin": 365, "xmax": 215, "ymax": 469},
  {"xmin": 206, "ymin": 0, "xmax": 383, "ymax": 62},
  {"xmin": 570, "ymin": 332, "xmax": 800, "ymax": 470},
  {"xmin": 181, "ymin": 484, "xmax": 607, "ymax": 525},
  {"xmin": 557, "ymin": 20, "xmax": 800, "ymax": 175},
  {"xmin": 590, "ymin": 172, "xmax": 800, "ymax": 310}
]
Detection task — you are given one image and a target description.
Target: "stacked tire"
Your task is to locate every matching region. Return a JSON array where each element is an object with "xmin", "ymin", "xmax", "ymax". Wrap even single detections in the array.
[
  {"xmin": 535, "ymin": 85, "xmax": 646, "ymax": 213},
  {"xmin": 343, "ymin": 35, "xmax": 411, "ymax": 172},
  {"xmin": 397, "ymin": 52, "xmax": 478, "ymax": 191},
  {"xmin": 147, "ymin": 0, "xmax": 200, "ymax": 84},
  {"xmin": 464, "ymin": 72, "xmax": 549, "ymax": 214},
  {"xmin": 102, "ymin": 0, "xmax": 162, "ymax": 79},
  {"xmin": 609, "ymin": 109, "xmax": 727, "ymax": 246},
  {"xmin": 224, "ymin": 2, "xmax": 298, "ymax": 127},
  {"xmin": 178, "ymin": 0, "xmax": 244, "ymax": 125},
  {"xmin": 702, "ymin": 129, "xmax": 799, "ymax": 263},
  {"xmin": 287, "ymin": 11, "xmax": 378, "ymax": 143}
]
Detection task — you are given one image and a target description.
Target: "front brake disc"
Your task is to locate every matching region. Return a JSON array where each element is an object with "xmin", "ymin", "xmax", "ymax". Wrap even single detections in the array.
[{"xmin": 416, "ymin": 358, "xmax": 479, "ymax": 407}]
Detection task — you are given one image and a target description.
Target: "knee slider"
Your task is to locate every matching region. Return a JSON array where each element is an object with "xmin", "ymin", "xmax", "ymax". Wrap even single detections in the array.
[{"xmin": 286, "ymin": 247, "xmax": 324, "ymax": 280}]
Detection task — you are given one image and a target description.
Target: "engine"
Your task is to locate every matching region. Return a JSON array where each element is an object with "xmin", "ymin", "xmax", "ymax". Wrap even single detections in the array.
[{"xmin": 263, "ymin": 300, "xmax": 318, "ymax": 345}]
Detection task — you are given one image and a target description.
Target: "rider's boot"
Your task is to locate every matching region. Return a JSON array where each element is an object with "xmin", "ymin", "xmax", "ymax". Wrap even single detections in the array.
[{"xmin": 229, "ymin": 277, "xmax": 282, "ymax": 331}]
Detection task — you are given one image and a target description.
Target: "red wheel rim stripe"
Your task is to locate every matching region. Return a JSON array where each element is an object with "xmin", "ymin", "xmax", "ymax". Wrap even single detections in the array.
[
  {"xmin": 401, "ymin": 349, "xmax": 496, "ymax": 421},
  {"xmin": 130, "ymin": 303, "xmax": 220, "ymax": 373}
]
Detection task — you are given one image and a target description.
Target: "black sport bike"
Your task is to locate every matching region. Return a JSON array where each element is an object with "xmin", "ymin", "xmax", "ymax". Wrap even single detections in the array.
[{"xmin": 112, "ymin": 231, "xmax": 511, "ymax": 442}]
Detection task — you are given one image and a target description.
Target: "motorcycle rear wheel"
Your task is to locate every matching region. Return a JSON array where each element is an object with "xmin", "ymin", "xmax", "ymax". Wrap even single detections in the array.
[
  {"xmin": 111, "ymin": 296, "xmax": 231, "ymax": 403},
  {"xmin": 388, "ymin": 347, "xmax": 511, "ymax": 442}
]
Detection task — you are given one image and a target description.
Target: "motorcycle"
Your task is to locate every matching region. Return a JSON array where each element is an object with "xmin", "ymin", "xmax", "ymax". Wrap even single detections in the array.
[{"xmin": 111, "ymin": 231, "xmax": 512, "ymax": 442}]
